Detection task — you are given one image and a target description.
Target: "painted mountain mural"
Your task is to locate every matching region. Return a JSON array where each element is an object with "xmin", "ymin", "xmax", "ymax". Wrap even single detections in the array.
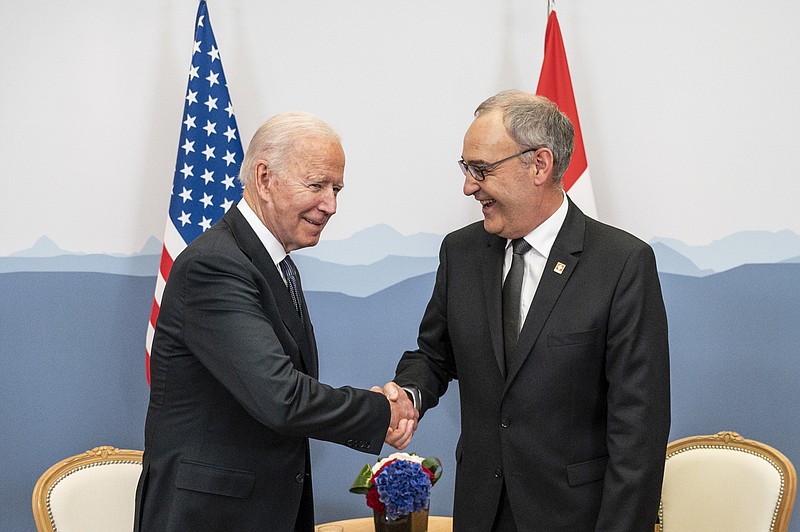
[{"xmin": 2, "ymin": 228, "xmax": 799, "ymax": 531}]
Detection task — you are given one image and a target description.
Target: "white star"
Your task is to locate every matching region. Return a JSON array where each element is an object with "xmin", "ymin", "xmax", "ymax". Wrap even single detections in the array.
[
  {"xmin": 186, "ymin": 89, "xmax": 198, "ymax": 105},
  {"xmin": 180, "ymin": 163, "xmax": 194, "ymax": 179},
  {"xmin": 202, "ymin": 144, "xmax": 216, "ymax": 160},
  {"xmin": 207, "ymin": 45, "xmax": 220, "ymax": 62},
  {"xmin": 192, "ymin": 40, "xmax": 201, "ymax": 54},
  {"xmin": 223, "ymin": 150, "xmax": 237, "ymax": 166},
  {"xmin": 222, "ymin": 174, "xmax": 237, "ymax": 189},
  {"xmin": 204, "ymin": 95, "xmax": 218, "ymax": 112},
  {"xmin": 179, "ymin": 187, "xmax": 193, "ymax": 203},
  {"xmin": 188, "ymin": 64, "xmax": 199, "ymax": 80},
  {"xmin": 224, "ymin": 102, "xmax": 235, "ymax": 118},
  {"xmin": 199, "ymin": 216, "xmax": 212, "ymax": 232},
  {"xmin": 184, "ymin": 114, "xmax": 196, "ymax": 130},
  {"xmin": 203, "ymin": 120, "xmax": 217, "ymax": 136},
  {"xmin": 178, "ymin": 211, "xmax": 191, "ymax": 226},
  {"xmin": 221, "ymin": 198, "xmax": 234, "ymax": 212},
  {"xmin": 198, "ymin": 15, "xmax": 204, "ymax": 27},
  {"xmin": 200, "ymin": 193, "xmax": 214, "ymax": 208},
  {"xmin": 181, "ymin": 139, "xmax": 195, "ymax": 154},
  {"xmin": 223, "ymin": 126, "xmax": 237, "ymax": 142},
  {"xmin": 200, "ymin": 169, "xmax": 215, "ymax": 184},
  {"xmin": 206, "ymin": 70, "xmax": 219, "ymax": 87}
]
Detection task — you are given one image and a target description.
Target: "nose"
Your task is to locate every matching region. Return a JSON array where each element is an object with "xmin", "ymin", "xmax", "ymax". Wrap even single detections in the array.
[
  {"xmin": 463, "ymin": 173, "xmax": 480, "ymax": 196},
  {"xmin": 318, "ymin": 188, "xmax": 337, "ymax": 215}
]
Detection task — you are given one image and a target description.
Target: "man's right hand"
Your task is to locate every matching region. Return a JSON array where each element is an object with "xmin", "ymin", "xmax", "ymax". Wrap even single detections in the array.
[{"xmin": 371, "ymin": 382, "xmax": 419, "ymax": 450}]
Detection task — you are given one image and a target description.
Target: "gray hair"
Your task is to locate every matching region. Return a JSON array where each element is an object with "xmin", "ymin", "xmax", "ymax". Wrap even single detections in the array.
[
  {"xmin": 238, "ymin": 111, "xmax": 341, "ymax": 187},
  {"xmin": 475, "ymin": 90, "xmax": 574, "ymax": 183}
]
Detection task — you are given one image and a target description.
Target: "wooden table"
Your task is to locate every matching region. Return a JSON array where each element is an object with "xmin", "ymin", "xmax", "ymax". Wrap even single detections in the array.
[{"xmin": 316, "ymin": 516, "xmax": 453, "ymax": 531}]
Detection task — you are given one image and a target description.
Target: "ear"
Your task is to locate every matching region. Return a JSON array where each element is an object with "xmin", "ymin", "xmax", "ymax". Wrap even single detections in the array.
[
  {"xmin": 531, "ymin": 148, "xmax": 554, "ymax": 186},
  {"xmin": 253, "ymin": 160, "xmax": 273, "ymax": 199}
]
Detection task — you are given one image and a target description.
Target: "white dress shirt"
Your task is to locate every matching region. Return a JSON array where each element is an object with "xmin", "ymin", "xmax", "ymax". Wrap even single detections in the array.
[
  {"xmin": 502, "ymin": 192, "xmax": 568, "ymax": 335},
  {"xmin": 237, "ymin": 200, "xmax": 290, "ymax": 285}
]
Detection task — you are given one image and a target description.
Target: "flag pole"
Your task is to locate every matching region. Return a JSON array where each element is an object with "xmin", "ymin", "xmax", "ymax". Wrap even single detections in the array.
[{"xmin": 547, "ymin": 0, "xmax": 555, "ymax": 15}]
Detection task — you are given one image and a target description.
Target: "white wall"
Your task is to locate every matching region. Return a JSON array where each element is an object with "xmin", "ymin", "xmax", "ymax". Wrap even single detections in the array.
[
  {"xmin": 3, "ymin": 2, "xmax": 800, "ymax": 530},
  {"xmin": 2, "ymin": 0, "xmax": 798, "ymax": 256}
]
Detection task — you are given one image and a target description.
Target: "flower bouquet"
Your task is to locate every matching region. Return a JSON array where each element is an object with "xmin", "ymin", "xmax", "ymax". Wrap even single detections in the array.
[{"xmin": 350, "ymin": 452, "xmax": 442, "ymax": 532}]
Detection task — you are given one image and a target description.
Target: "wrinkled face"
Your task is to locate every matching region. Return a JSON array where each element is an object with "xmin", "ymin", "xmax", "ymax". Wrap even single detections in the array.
[
  {"xmin": 260, "ymin": 136, "xmax": 345, "ymax": 252},
  {"xmin": 461, "ymin": 111, "xmax": 541, "ymax": 239}
]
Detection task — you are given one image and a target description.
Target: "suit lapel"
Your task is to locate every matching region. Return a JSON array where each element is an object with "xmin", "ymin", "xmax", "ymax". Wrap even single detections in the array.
[
  {"xmin": 505, "ymin": 197, "xmax": 586, "ymax": 387},
  {"xmin": 481, "ymin": 233, "xmax": 507, "ymax": 378},
  {"xmin": 224, "ymin": 204, "xmax": 314, "ymax": 374}
]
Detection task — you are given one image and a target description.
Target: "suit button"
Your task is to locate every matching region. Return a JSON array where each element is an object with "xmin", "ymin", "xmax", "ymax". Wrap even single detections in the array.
[
  {"xmin": 494, "ymin": 468, "xmax": 503, "ymax": 478},
  {"xmin": 295, "ymin": 473, "xmax": 305, "ymax": 483},
  {"xmin": 500, "ymin": 418, "xmax": 510, "ymax": 428}
]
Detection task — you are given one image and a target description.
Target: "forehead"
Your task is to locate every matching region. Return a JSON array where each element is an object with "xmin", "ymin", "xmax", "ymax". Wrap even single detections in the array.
[
  {"xmin": 287, "ymin": 136, "xmax": 345, "ymax": 179},
  {"xmin": 462, "ymin": 111, "xmax": 516, "ymax": 162}
]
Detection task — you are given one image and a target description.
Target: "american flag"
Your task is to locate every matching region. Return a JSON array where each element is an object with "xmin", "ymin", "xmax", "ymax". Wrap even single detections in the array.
[{"xmin": 146, "ymin": 0, "xmax": 244, "ymax": 382}]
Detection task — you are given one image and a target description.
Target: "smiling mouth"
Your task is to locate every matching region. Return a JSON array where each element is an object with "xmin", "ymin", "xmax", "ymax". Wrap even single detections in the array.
[
  {"xmin": 304, "ymin": 217, "xmax": 326, "ymax": 227},
  {"xmin": 480, "ymin": 199, "xmax": 495, "ymax": 208}
]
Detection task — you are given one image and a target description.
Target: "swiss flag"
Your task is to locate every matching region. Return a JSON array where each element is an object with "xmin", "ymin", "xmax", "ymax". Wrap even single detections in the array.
[{"xmin": 536, "ymin": 10, "xmax": 598, "ymax": 219}]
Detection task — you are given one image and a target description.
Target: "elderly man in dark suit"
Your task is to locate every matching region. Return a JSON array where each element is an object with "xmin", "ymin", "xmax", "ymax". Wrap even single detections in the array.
[
  {"xmin": 134, "ymin": 112, "xmax": 417, "ymax": 532},
  {"xmin": 385, "ymin": 91, "xmax": 670, "ymax": 531}
]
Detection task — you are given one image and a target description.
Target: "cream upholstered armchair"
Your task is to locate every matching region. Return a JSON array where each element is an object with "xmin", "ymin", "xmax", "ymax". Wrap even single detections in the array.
[
  {"xmin": 32, "ymin": 446, "xmax": 143, "ymax": 532},
  {"xmin": 657, "ymin": 431, "xmax": 797, "ymax": 532}
]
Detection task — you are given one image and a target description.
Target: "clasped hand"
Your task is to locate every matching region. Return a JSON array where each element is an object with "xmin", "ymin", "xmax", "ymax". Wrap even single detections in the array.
[{"xmin": 371, "ymin": 382, "xmax": 418, "ymax": 450}]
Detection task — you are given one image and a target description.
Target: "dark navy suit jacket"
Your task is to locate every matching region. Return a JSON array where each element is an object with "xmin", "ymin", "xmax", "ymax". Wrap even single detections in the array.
[{"xmin": 135, "ymin": 204, "xmax": 389, "ymax": 531}]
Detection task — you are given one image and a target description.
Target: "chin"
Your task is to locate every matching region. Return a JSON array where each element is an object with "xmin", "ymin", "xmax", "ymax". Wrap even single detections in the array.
[{"xmin": 482, "ymin": 219, "xmax": 503, "ymax": 236}]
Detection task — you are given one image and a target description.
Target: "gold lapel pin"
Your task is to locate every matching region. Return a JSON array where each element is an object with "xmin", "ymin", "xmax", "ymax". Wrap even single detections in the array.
[{"xmin": 554, "ymin": 262, "xmax": 566, "ymax": 274}]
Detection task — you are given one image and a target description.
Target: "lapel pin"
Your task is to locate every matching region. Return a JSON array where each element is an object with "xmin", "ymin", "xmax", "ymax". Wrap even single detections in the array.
[{"xmin": 554, "ymin": 262, "xmax": 566, "ymax": 275}]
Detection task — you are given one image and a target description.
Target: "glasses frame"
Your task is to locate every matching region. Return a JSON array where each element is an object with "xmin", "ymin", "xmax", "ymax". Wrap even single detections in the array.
[{"xmin": 458, "ymin": 147, "xmax": 539, "ymax": 182}]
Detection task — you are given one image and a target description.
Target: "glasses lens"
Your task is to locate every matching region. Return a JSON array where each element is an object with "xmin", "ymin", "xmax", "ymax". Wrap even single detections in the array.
[{"xmin": 458, "ymin": 159, "xmax": 484, "ymax": 181}]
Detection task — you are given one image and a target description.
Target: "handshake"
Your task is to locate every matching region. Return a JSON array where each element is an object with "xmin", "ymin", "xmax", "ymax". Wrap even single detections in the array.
[{"xmin": 371, "ymin": 381, "xmax": 418, "ymax": 451}]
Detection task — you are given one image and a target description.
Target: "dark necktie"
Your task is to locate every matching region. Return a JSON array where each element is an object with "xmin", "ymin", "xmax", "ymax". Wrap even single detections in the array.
[
  {"xmin": 503, "ymin": 238, "xmax": 532, "ymax": 367},
  {"xmin": 279, "ymin": 255, "xmax": 304, "ymax": 321}
]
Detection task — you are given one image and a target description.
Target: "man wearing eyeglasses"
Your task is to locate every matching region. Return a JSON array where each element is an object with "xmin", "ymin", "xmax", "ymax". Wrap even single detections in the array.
[{"xmin": 385, "ymin": 90, "xmax": 670, "ymax": 531}]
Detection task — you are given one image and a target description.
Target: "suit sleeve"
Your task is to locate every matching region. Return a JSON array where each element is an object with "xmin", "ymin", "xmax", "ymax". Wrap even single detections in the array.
[
  {"xmin": 596, "ymin": 243, "xmax": 671, "ymax": 531},
  {"xmin": 394, "ymin": 237, "xmax": 458, "ymax": 416},
  {"xmin": 179, "ymin": 249, "xmax": 390, "ymax": 454}
]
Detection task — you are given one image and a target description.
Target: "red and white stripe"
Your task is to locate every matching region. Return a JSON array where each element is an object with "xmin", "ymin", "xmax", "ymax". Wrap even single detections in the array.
[{"xmin": 145, "ymin": 221, "xmax": 186, "ymax": 383}]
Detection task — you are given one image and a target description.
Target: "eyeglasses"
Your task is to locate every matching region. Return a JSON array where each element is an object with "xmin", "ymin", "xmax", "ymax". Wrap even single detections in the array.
[{"xmin": 458, "ymin": 147, "xmax": 539, "ymax": 181}]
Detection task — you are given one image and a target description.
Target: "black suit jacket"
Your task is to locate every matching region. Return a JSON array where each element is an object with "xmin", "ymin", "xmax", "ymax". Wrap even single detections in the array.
[
  {"xmin": 135, "ymin": 204, "xmax": 390, "ymax": 532},
  {"xmin": 395, "ymin": 198, "xmax": 670, "ymax": 531}
]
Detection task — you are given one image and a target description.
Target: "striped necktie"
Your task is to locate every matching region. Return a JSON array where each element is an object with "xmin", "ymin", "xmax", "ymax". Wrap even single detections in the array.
[{"xmin": 279, "ymin": 255, "xmax": 304, "ymax": 321}]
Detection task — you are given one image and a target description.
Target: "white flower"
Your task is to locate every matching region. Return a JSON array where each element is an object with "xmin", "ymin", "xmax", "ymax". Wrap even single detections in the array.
[{"xmin": 371, "ymin": 452, "xmax": 424, "ymax": 474}]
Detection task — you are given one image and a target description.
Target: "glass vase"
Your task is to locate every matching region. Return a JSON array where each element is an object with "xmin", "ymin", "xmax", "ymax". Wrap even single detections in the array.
[{"xmin": 372, "ymin": 508, "xmax": 429, "ymax": 532}]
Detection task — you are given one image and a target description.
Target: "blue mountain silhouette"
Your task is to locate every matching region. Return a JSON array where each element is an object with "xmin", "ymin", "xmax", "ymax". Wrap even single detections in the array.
[
  {"xmin": 294, "ymin": 254, "xmax": 439, "ymax": 297},
  {"xmin": 651, "ymin": 230, "xmax": 800, "ymax": 272},
  {"xmin": 7, "ymin": 228, "xmax": 800, "ymax": 287},
  {"xmin": 295, "ymin": 224, "xmax": 442, "ymax": 265},
  {"xmin": 650, "ymin": 242, "xmax": 714, "ymax": 277}
]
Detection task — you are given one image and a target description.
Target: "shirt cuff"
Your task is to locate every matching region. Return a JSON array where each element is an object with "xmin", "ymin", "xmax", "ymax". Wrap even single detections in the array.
[{"xmin": 401, "ymin": 386, "xmax": 422, "ymax": 412}]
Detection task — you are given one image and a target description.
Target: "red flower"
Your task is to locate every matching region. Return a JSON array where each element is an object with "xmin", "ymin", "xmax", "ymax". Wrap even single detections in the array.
[
  {"xmin": 423, "ymin": 466, "xmax": 435, "ymax": 482},
  {"xmin": 366, "ymin": 486, "xmax": 385, "ymax": 513}
]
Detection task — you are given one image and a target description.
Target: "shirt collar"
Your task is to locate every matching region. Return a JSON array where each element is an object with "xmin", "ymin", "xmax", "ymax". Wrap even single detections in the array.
[
  {"xmin": 237, "ymin": 199, "xmax": 287, "ymax": 268},
  {"xmin": 508, "ymin": 191, "xmax": 568, "ymax": 258}
]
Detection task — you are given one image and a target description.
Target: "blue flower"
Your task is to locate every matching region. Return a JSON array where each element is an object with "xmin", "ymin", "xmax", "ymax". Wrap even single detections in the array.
[{"xmin": 373, "ymin": 460, "xmax": 432, "ymax": 520}]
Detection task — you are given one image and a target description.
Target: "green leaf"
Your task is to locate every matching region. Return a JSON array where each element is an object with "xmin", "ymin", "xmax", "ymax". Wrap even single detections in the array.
[
  {"xmin": 349, "ymin": 463, "xmax": 374, "ymax": 495},
  {"xmin": 422, "ymin": 456, "xmax": 443, "ymax": 486}
]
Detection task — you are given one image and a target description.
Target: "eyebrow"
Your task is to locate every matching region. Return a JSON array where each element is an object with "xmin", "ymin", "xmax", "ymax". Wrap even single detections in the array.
[{"xmin": 461, "ymin": 155, "xmax": 489, "ymax": 164}]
